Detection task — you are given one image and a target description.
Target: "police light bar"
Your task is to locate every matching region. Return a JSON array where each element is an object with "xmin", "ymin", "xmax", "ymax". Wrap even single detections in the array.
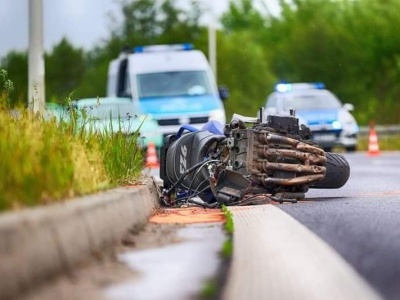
[
  {"xmin": 275, "ymin": 82, "xmax": 325, "ymax": 92},
  {"xmin": 134, "ymin": 43, "xmax": 193, "ymax": 53}
]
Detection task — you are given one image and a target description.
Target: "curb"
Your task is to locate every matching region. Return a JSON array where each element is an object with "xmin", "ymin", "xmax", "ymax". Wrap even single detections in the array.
[
  {"xmin": 223, "ymin": 206, "xmax": 383, "ymax": 300},
  {"xmin": 0, "ymin": 177, "xmax": 160, "ymax": 300}
]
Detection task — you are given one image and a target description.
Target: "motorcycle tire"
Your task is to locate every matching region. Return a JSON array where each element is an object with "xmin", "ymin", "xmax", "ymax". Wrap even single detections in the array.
[{"xmin": 310, "ymin": 152, "xmax": 350, "ymax": 189}]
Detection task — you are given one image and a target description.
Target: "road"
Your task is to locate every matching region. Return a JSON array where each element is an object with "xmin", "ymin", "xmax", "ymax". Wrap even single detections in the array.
[{"xmin": 280, "ymin": 152, "xmax": 400, "ymax": 300}]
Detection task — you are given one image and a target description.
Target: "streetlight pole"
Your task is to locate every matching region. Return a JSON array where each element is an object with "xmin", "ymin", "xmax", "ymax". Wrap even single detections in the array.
[
  {"xmin": 208, "ymin": 23, "xmax": 217, "ymax": 79},
  {"xmin": 28, "ymin": 0, "xmax": 45, "ymax": 113}
]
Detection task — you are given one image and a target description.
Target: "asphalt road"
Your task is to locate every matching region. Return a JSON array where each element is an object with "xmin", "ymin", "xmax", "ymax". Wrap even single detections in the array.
[{"xmin": 280, "ymin": 152, "xmax": 400, "ymax": 300}]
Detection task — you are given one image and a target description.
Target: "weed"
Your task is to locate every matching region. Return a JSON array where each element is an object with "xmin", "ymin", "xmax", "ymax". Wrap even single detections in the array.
[
  {"xmin": 0, "ymin": 72, "xmax": 144, "ymax": 211},
  {"xmin": 220, "ymin": 205, "xmax": 234, "ymax": 259},
  {"xmin": 199, "ymin": 280, "xmax": 218, "ymax": 299},
  {"xmin": 0, "ymin": 69, "xmax": 14, "ymax": 109},
  {"xmin": 221, "ymin": 205, "xmax": 234, "ymax": 235}
]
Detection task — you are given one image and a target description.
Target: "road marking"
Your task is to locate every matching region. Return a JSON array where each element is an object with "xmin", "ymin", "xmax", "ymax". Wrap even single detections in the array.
[{"xmin": 222, "ymin": 205, "xmax": 383, "ymax": 300}]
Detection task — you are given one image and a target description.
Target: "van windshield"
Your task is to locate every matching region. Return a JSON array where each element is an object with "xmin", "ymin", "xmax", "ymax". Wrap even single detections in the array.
[{"xmin": 137, "ymin": 71, "xmax": 213, "ymax": 98}]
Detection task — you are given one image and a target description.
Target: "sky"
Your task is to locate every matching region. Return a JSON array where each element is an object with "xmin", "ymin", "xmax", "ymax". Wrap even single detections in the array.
[{"xmin": 0, "ymin": 0, "xmax": 280, "ymax": 58}]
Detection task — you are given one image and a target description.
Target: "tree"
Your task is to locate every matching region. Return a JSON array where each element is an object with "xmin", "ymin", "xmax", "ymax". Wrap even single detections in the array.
[
  {"xmin": 0, "ymin": 51, "xmax": 28, "ymax": 107},
  {"xmin": 45, "ymin": 38, "xmax": 85, "ymax": 103},
  {"xmin": 253, "ymin": 0, "xmax": 400, "ymax": 123},
  {"xmin": 221, "ymin": 0, "xmax": 266, "ymax": 34},
  {"xmin": 217, "ymin": 31, "xmax": 276, "ymax": 119}
]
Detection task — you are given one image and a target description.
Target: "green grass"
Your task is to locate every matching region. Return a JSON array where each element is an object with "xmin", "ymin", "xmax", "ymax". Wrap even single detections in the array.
[
  {"xmin": 221, "ymin": 205, "xmax": 234, "ymax": 234},
  {"xmin": 199, "ymin": 280, "xmax": 218, "ymax": 299},
  {"xmin": 357, "ymin": 135, "xmax": 400, "ymax": 151},
  {"xmin": 221, "ymin": 205, "xmax": 234, "ymax": 258},
  {"xmin": 0, "ymin": 70, "xmax": 144, "ymax": 211}
]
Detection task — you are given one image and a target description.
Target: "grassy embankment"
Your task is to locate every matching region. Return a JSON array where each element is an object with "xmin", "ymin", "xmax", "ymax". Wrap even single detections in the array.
[{"xmin": 0, "ymin": 70, "xmax": 144, "ymax": 211}]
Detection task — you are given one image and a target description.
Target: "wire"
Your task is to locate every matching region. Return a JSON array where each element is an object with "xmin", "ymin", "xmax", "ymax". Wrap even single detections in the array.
[
  {"xmin": 175, "ymin": 177, "xmax": 216, "ymax": 208},
  {"xmin": 188, "ymin": 177, "xmax": 211, "ymax": 200},
  {"xmin": 186, "ymin": 160, "xmax": 219, "ymax": 200},
  {"xmin": 164, "ymin": 157, "xmax": 212, "ymax": 197}
]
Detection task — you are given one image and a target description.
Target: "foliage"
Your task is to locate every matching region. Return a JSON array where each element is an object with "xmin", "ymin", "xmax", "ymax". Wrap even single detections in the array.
[
  {"xmin": 221, "ymin": 205, "xmax": 234, "ymax": 234},
  {"xmin": 221, "ymin": 0, "xmax": 266, "ymax": 34},
  {"xmin": 0, "ymin": 78, "xmax": 144, "ymax": 211},
  {"xmin": 0, "ymin": 52, "xmax": 27, "ymax": 106},
  {"xmin": 357, "ymin": 134, "xmax": 400, "ymax": 151},
  {"xmin": 2, "ymin": 0, "xmax": 400, "ymax": 124},
  {"xmin": 258, "ymin": 0, "xmax": 400, "ymax": 124},
  {"xmin": 221, "ymin": 205, "xmax": 234, "ymax": 258},
  {"xmin": 217, "ymin": 31, "xmax": 276, "ymax": 119},
  {"xmin": 0, "ymin": 69, "xmax": 14, "ymax": 108},
  {"xmin": 45, "ymin": 38, "xmax": 85, "ymax": 102},
  {"xmin": 97, "ymin": 118, "xmax": 144, "ymax": 183},
  {"xmin": 0, "ymin": 107, "xmax": 102, "ymax": 210}
]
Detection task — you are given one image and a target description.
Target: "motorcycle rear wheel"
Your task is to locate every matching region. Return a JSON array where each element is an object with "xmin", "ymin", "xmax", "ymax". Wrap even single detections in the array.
[{"xmin": 310, "ymin": 152, "xmax": 350, "ymax": 189}]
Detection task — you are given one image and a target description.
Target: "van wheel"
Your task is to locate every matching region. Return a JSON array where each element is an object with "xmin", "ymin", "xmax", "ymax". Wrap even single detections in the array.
[{"xmin": 310, "ymin": 152, "xmax": 350, "ymax": 189}]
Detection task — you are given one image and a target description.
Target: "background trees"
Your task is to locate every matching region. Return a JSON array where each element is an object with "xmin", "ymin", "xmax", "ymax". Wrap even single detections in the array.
[{"xmin": 2, "ymin": 0, "xmax": 400, "ymax": 124}]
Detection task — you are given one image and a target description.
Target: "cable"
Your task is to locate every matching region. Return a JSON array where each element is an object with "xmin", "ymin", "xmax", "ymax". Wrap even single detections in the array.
[
  {"xmin": 164, "ymin": 157, "xmax": 212, "ymax": 197},
  {"xmin": 186, "ymin": 160, "xmax": 219, "ymax": 200}
]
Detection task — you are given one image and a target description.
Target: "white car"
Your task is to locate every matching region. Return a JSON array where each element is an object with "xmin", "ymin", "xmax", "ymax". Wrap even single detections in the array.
[
  {"xmin": 72, "ymin": 97, "xmax": 163, "ymax": 148},
  {"xmin": 264, "ymin": 82, "xmax": 359, "ymax": 151}
]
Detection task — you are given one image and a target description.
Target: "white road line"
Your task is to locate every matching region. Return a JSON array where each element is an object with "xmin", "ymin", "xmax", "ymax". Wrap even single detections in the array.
[{"xmin": 222, "ymin": 205, "xmax": 384, "ymax": 300}]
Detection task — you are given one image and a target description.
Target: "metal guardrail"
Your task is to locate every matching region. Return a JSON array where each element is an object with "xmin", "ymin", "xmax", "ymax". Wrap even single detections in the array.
[{"xmin": 359, "ymin": 125, "xmax": 400, "ymax": 137}]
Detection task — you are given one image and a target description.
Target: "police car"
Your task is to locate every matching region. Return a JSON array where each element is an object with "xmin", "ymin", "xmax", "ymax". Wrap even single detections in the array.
[{"xmin": 264, "ymin": 82, "xmax": 359, "ymax": 151}]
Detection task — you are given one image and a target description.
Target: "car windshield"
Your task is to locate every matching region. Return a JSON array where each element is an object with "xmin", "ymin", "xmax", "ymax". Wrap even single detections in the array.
[
  {"xmin": 137, "ymin": 71, "xmax": 213, "ymax": 98},
  {"xmin": 282, "ymin": 93, "xmax": 342, "ymax": 110}
]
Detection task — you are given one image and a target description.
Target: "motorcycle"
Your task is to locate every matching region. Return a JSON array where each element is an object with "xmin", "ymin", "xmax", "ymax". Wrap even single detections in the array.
[{"xmin": 159, "ymin": 110, "xmax": 350, "ymax": 208}]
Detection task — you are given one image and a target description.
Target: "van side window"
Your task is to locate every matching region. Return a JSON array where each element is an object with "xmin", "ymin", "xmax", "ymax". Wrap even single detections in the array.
[
  {"xmin": 267, "ymin": 96, "xmax": 277, "ymax": 108},
  {"xmin": 124, "ymin": 71, "xmax": 131, "ymax": 97},
  {"xmin": 117, "ymin": 58, "xmax": 128, "ymax": 97}
]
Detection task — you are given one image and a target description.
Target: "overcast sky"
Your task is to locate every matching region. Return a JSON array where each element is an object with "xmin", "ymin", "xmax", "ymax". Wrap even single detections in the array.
[{"xmin": 0, "ymin": 0, "xmax": 279, "ymax": 58}]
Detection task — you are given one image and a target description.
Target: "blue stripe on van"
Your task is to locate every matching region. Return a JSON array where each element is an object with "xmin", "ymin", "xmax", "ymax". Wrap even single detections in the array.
[{"xmin": 138, "ymin": 95, "xmax": 221, "ymax": 116}]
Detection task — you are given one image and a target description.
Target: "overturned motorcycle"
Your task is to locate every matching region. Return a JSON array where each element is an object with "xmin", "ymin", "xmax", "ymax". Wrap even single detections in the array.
[{"xmin": 159, "ymin": 112, "xmax": 350, "ymax": 208}]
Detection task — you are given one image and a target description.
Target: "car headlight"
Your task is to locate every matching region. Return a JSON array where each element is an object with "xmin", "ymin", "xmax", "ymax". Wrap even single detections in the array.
[
  {"xmin": 332, "ymin": 120, "xmax": 342, "ymax": 129},
  {"xmin": 209, "ymin": 108, "xmax": 226, "ymax": 124},
  {"xmin": 339, "ymin": 110, "xmax": 359, "ymax": 132}
]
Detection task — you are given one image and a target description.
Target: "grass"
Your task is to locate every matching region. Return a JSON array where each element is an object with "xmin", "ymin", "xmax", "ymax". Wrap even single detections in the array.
[
  {"xmin": 0, "ymin": 69, "xmax": 144, "ymax": 211},
  {"xmin": 329, "ymin": 134, "xmax": 400, "ymax": 153},
  {"xmin": 199, "ymin": 281, "xmax": 218, "ymax": 299},
  {"xmin": 357, "ymin": 134, "xmax": 400, "ymax": 151},
  {"xmin": 221, "ymin": 205, "xmax": 234, "ymax": 258}
]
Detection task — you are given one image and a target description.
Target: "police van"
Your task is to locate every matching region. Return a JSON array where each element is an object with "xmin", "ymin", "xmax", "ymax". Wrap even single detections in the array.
[
  {"xmin": 264, "ymin": 82, "xmax": 359, "ymax": 151},
  {"xmin": 106, "ymin": 43, "xmax": 227, "ymax": 141}
]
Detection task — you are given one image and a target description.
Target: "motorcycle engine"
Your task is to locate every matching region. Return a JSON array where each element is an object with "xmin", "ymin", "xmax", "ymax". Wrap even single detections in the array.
[{"xmin": 160, "ymin": 114, "xmax": 327, "ymax": 206}]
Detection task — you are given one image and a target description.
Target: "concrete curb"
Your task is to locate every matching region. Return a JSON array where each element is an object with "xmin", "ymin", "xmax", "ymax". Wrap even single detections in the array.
[
  {"xmin": 223, "ymin": 205, "xmax": 383, "ymax": 300},
  {"xmin": 0, "ymin": 177, "xmax": 160, "ymax": 300}
]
